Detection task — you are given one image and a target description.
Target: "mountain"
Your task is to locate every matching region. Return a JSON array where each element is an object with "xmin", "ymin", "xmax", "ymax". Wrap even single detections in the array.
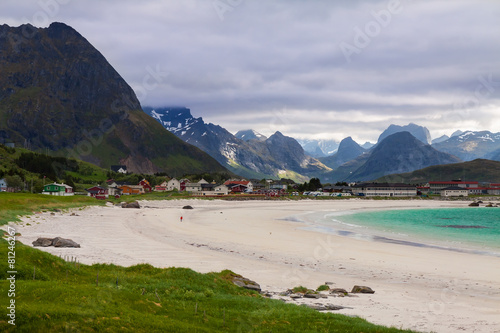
[
  {"xmin": 485, "ymin": 148, "xmax": 500, "ymax": 162},
  {"xmin": 320, "ymin": 153, "xmax": 371, "ymax": 183},
  {"xmin": 319, "ymin": 137, "xmax": 366, "ymax": 169},
  {"xmin": 0, "ymin": 23, "xmax": 227, "ymax": 176},
  {"xmin": 361, "ymin": 142, "xmax": 375, "ymax": 149},
  {"xmin": 377, "ymin": 123, "xmax": 432, "ymax": 145},
  {"xmin": 376, "ymin": 159, "xmax": 500, "ymax": 183},
  {"xmin": 144, "ymin": 107, "xmax": 331, "ymax": 181},
  {"xmin": 432, "ymin": 131, "xmax": 500, "ymax": 161},
  {"xmin": 297, "ymin": 139, "xmax": 339, "ymax": 158},
  {"xmin": 431, "ymin": 135, "xmax": 449, "ymax": 144},
  {"xmin": 235, "ymin": 129, "xmax": 267, "ymax": 142},
  {"xmin": 347, "ymin": 132, "xmax": 461, "ymax": 181}
]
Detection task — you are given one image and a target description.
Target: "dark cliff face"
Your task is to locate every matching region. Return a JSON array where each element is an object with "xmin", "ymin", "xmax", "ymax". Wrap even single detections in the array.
[{"xmin": 0, "ymin": 23, "xmax": 226, "ymax": 175}]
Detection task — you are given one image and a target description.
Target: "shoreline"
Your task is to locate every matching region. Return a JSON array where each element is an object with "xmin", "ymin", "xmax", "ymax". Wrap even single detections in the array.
[
  {"xmin": 11, "ymin": 199, "xmax": 500, "ymax": 333},
  {"xmin": 295, "ymin": 206, "xmax": 500, "ymax": 258}
]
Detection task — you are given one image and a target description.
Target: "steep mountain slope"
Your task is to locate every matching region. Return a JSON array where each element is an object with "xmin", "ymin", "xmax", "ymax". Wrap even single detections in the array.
[
  {"xmin": 235, "ymin": 129, "xmax": 267, "ymax": 142},
  {"xmin": 320, "ymin": 153, "xmax": 371, "ymax": 183},
  {"xmin": 377, "ymin": 159, "xmax": 500, "ymax": 183},
  {"xmin": 0, "ymin": 23, "xmax": 227, "ymax": 176},
  {"xmin": 377, "ymin": 123, "xmax": 432, "ymax": 145},
  {"xmin": 144, "ymin": 107, "xmax": 330, "ymax": 181},
  {"xmin": 432, "ymin": 131, "xmax": 500, "ymax": 161},
  {"xmin": 348, "ymin": 132, "xmax": 461, "ymax": 181},
  {"xmin": 485, "ymin": 148, "xmax": 500, "ymax": 162},
  {"xmin": 319, "ymin": 137, "xmax": 366, "ymax": 169}
]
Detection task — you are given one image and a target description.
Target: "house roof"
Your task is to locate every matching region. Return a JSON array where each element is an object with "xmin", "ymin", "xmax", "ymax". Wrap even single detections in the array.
[
  {"xmin": 224, "ymin": 180, "xmax": 251, "ymax": 186},
  {"xmin": 429, "ymin": 181, "xmax": 478, "ymax": 185},
  {"xmin": 442, "ymin": 186, "xmax": 468, "ymax": 191},
  {"xmin": 352, "ymin": 183, "xmax": 415, "ymax": 188},
  {"xmin": 110, "ymin": 165, "xmax": 127, "ymax": 172},
  {"xmin": 45, "ymin": 182, "xmax": 73, "ymax": 189},
  {"xmin": 85, "ymin": 186, "xmax": 107, "ymax": 193}
]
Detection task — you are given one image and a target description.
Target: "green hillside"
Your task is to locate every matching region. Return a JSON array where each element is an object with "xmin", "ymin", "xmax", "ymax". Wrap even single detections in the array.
[{"xmin": 376, "ymin": 159, "xmax": 500, "ymax": 183}]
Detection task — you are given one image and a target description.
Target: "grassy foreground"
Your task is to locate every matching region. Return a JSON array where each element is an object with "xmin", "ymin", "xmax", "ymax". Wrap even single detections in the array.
[
  {"xmin": 0, "ymin": 193, "xmax": 106, "ymax": 226},
  {"xmin": 0, "ymin": 240, "xmax": 417, "ymax": 333}
]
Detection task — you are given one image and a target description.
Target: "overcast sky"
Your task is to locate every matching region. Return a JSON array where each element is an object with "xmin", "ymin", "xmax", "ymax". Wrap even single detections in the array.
[{"xmin": 2, "ymin": 0, "xmax": 500, "ymax": 143}]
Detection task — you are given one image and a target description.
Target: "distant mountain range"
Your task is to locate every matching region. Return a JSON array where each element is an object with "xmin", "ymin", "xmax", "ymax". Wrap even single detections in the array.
[
  {"xmin": 144, "ymin": 107, "xmax": 330, "ymax": 181},
  {"xmin": 0, "ymin": 23, "xmax": 227, "ymax": 176},
  {"xmin": 431, "ymin": 131, "xmax": 500, "ymax": 161},
  {"xmin": 348, "ymin": 132, "xmax": 461, "ymax": 181},
  {"xmin": 146, "ymin": 104, "xmax": 500, "ymax": 182},
  {"xmin": 321, "ymin": 132, "xmax": 461, "ymax": 182}
]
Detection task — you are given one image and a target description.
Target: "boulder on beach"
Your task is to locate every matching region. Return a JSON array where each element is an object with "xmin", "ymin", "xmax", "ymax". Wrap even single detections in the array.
[
  {"xmin": 330, "ymin": 288, "xmax": 349, "ymax": 295},
  {"xmin": 122, "ymin": 201, "xmax": 140, "ymax": 209},
  {"xmin": 52, "ymin": 237, "xmax": 80, "ymax": 248},
  {"xmin": 32, "ymin": 237, "xmax": 54, "ymax": 247},
  {"xmin": 305, "ymin": 304, "xmax": 346, "ymax": 311},
  {"xmin": 351, "ymin": 285, "xmax": 375, "ymax": 294},
  {"xmin": 469, "ymin": 202, "xmax": 480, "ymax": 207},
  {"xmin": 32, "ymin": 237, "xmax": 80, "ymax": 248},
  {"xmin": 182, "ymin": 205, "xmax": 194, "ymax": 209},
  {"xmin": 230, "ymin": 274, "xmax": 261, "ymax": 293}
]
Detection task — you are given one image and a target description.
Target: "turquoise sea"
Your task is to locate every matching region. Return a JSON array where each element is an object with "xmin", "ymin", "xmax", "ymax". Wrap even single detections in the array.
[{"xmin": 308, "ymin": 207, "xmax": 500, "ymax": 256}]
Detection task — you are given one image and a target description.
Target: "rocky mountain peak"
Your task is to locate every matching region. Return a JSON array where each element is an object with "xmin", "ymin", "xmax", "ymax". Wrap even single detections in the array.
[{"xmin": 378, "ymin": 123, "xmax": 432, "ymax": 145}]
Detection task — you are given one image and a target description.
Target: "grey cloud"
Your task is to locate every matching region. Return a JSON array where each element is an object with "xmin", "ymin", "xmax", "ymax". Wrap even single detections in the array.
[{"xmin": 1, "ymin": 0, "xmax": 499, "ymax": 142}]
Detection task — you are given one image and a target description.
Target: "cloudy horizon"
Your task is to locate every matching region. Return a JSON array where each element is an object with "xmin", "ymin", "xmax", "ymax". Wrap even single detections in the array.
[{"xmin": 2, "ymin": 0, "xmax": 500, "ymax": 143}]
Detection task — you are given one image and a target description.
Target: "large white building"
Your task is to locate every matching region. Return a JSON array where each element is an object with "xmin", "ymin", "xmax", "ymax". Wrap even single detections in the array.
[
  {"xmin": 352, "ymin": 183, "xmax": 417, "ymax": 197},
  {"xmin": 427, "ymin": 181, "xmax": 478, "ymax": 194},
  {"xmin": 441, "ymin": 186, "xmax": 469, "ymax": 197}
]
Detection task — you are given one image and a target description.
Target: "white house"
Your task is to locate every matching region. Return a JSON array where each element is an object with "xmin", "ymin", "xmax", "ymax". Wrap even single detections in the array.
[
  {"xmin": 185, "ymin": 179, "xmax": 208, "ymax": 193},
  {"xmin": 0, "ymin": 178, "xmax": 7, "ymax": 192},
  {"xmin": 441, "ymin": 186, "xmax": 469, "ymax": 197},
  {"xmin": 110, "ymin": 165, "xmax": 128, "ymax": 174},
  {"xmin": 167, "ymin": 178, "xmax": 180, "ymax": 191},
  {"xmin": 214, "ymin": 184, "xmax": 229, "ymax": 195}
]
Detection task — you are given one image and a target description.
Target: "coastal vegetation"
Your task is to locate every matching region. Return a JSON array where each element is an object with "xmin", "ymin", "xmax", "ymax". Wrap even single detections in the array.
[{"xmin": 0, "ymin": 239, "xmax": 417, "ymax": 332}]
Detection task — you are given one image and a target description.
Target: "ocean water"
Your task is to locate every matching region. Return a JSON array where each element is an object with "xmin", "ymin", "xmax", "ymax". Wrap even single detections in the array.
[{"xmin": 309, "ymin": 207, "xmax": 500, "ymax": 256}]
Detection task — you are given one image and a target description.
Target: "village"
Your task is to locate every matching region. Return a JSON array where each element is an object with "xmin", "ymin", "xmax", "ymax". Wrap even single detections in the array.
[{"xmin": 30, "ymin": 176, "xmax": 500, "ymax": 200}]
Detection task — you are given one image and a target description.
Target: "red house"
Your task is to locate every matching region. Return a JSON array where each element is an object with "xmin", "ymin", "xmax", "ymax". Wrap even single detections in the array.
[
  {"xmin": 139, "ymin": 179, "xmax": 152, "ymax": 193},
  {"xmin": 224, "ymin": 180, "xmax": 253, "ymax": 193},
  {"xmin": 86, "ymin": 186, "xmax": 109, "ymax": 199}
]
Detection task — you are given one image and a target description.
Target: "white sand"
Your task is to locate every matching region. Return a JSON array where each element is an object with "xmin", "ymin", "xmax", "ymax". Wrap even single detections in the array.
[{"xmin": 12, "ymin": 199, "xmax": 500, "ymax": 333}]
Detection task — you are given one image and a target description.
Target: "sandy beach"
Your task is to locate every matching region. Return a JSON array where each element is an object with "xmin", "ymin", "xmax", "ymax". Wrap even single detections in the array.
[{"xmin": 12, "ymin": 198, "xmax": 500, "ymax": 333}]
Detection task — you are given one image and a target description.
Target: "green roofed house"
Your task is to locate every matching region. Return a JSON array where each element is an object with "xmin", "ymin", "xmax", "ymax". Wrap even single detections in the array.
[{"xmin": 42, "ymin": 182, "xmax": 74, "ymax": 196}]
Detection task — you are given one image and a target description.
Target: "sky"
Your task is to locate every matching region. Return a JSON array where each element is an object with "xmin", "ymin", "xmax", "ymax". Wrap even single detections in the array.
[{"xmin": 2, "ymin": 0, "xmax": 500, "ymax": 143}]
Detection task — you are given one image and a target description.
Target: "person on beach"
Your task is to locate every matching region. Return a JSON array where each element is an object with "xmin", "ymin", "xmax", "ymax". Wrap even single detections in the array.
[{"xmin": 180, "ymin": 216, "xmax": 183, "ymax": 222}]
